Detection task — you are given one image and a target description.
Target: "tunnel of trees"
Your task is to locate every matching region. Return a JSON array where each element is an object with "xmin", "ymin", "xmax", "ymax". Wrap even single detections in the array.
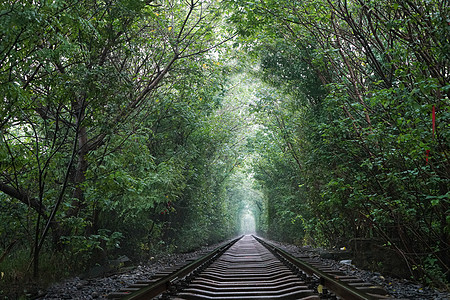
[{"xmin": 0, "ymin": 0, "xmax": 449, "ymax": 294}]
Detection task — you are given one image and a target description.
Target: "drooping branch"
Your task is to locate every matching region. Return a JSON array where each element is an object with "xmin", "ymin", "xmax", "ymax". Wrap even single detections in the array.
[{"xmin": 0, "ymin": 182, "xmax": 48, "ymax": 218}]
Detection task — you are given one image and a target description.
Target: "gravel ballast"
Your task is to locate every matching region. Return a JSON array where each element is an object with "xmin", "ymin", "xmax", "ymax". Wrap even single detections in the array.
[{"xmin": 40, "ymin": 235, "xmax": 449, "ymax": 300}]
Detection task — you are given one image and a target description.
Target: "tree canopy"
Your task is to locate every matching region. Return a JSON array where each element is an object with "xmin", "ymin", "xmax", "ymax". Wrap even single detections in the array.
[
  {"xmin": 229, "ymin": 0, "xmax": 449, "ymax": 286},
  {"xmin": 0, "ymin": 0, "xmax": 449, "ymax": 294}
]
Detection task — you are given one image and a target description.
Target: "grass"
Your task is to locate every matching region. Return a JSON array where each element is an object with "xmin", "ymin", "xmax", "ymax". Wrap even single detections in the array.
[{"xmin": 0, "ymin": 248, "xmax": 80, "ymax": 299}]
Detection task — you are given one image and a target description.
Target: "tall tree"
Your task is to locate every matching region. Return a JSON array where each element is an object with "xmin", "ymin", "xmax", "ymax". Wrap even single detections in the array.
[
  {"xmin": 0, "ymin": 0, "xmax": 235, "ymax": 277},
  {"xmin": 230, "ymin": 0, "xmax": 449, "ymax": 284}
]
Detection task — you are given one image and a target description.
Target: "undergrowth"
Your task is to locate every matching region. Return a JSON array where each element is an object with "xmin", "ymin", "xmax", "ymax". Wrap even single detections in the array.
[{"xmin": 0, "ymin": 249, "xmax": 81, "ymax": 299}]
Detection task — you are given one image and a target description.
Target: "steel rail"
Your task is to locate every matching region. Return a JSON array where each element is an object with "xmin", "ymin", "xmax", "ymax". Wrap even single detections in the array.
[
  {"xmin": 254, "ymin": 235, "xmax": 380, "ymax": 300},
  {"xmin": 121, "ymin": 236, "xmax": 242, "ymax": 300}
]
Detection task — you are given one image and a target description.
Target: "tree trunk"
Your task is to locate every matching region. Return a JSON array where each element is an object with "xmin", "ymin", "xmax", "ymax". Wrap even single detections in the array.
[{"xmin": 72, "ymin": 125, "xmax": 88, "ymax": 217}]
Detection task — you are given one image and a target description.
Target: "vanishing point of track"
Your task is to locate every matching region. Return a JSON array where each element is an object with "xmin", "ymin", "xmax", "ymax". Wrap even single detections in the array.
[{"xmin": 109, "ymin": 235, "xmax": 390, "ymax": 300}]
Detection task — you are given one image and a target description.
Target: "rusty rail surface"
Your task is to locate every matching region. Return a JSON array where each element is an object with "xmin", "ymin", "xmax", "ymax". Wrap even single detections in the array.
[
  {"xmin": 117, "ymin": 237, "xmax": 241, "ymax": 300},
  {"xmin": 112, "ymin": 235, "xmax": 390, "ymax": 299},
  {"xmin": 254, "ymin": 236, "xmax": 388, "ymax": 300},
  {"xmin": 176, "ymin": 235, "xmax": 317, "ymax": 299}
]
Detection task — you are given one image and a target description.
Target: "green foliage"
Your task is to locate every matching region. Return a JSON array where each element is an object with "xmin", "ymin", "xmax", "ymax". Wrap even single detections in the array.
[
  {"xmin": 60, "ymin": 230, "xmax": 123, "ymax": 265},
  {"xmin": 0, "ymin": 249, "xmax": 75, "ymax": 298},
  {"xmin": 0, "ymin": 0, "xmax": 241, "ymax": 294},
  {"xmin": 1, "ymin": 0, "xmax": 449, "ymax": 293},
  {"xmin": 230, "ymin": 0, "xmax": 450, "ymax": 286}
]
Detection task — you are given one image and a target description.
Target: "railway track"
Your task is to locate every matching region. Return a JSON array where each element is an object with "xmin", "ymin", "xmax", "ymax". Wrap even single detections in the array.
[{"xmin": 109, "ymin": 235, "xmax": 391, "ymax": 300}]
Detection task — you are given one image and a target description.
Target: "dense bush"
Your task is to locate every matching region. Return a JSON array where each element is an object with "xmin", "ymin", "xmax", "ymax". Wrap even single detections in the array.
[{"xmin": 231, "ymin": 0, "xmax": 449, "ymax": 286}]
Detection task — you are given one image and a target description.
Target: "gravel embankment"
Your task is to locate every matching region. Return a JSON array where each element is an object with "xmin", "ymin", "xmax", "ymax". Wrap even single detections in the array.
[
  {"xmin": 40, "ymin": 236, "xmax": 449, "ymax": 300},
  {"xmin": 42, "ymin": 239, "xmax": 233, "ymax": 300},
  {"xmin": 265, "ymin": 238, "xmax": 450, "ymax": 300}
]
